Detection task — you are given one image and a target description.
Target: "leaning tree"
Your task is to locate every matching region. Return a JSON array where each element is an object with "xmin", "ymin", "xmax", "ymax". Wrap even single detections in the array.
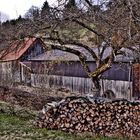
[{"xmin": 38, "ymin": 0, "xmax": 140, "ymax": 95}]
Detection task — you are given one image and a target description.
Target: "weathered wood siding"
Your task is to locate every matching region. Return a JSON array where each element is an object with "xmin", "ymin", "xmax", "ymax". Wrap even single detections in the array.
[
  {"xmin": 31, "ymin": 74, "xmax": 93, "ymax": 94},
  {"xmin": 0, "ymin": 60, "xmax": 23, "ymax": 86},
  {"xmin": 12, "ymin": 61, "xmax": 21, "ymax": 83},
  {"xmin": 132, "ymin": 63, "xmax": 140, "ymax": 99},
  {"xmin": 101, "ymin": 79, "xmax": 132, "ymax": 100},
  {"xmin": 31, "ymin": 61, "xmax": 131, "ymax": 81},
  {"xmin": 0, "ymin": 61, "xmax": 13, "ymax": 85},
  {"xmin": 31, "ymin": 74, "xmax": 132, "ymax": 99},
  {"xmin": 21, "ymin": 39, "xmax": 44, "ymax": 61},
  {"xmin": 20, "ymin": 62, "xmax": 31, "ymax": 85}
]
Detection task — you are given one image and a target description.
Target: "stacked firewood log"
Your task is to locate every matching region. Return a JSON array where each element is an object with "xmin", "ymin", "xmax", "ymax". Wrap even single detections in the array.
[{"xmin": 35, "ymin": 96, "xmax": 140, "ymax": 137}]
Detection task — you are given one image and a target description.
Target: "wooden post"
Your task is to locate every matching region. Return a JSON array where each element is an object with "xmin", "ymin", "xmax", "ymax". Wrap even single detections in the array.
[{"xmin": 128, "ymin": 61, "xmax": 132, "ymax": 100}]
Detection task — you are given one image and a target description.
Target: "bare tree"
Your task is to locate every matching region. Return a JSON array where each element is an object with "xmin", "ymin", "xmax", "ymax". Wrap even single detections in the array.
[
  {"xmin": 24, "ymin": 6, "xmax": 40, "ymax": 21},
  {"xmin": 38, "ymin": 0, "xmax": 140, "ymax": 95}
]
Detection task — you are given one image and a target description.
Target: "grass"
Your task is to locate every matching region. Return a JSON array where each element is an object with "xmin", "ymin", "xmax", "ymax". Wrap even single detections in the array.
[{"xmin": 0, "ymin": 113, "xmax": 134, "ymax": 140}]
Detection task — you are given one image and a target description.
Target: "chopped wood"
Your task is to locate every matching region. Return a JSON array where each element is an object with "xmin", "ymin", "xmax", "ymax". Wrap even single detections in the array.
[{"xmin": 35, "ymin": 97, "xmax": 140, "ymax": 137}]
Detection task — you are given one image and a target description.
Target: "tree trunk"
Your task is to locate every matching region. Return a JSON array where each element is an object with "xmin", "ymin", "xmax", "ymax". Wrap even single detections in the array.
[{"xmin": 91, "ymin": 77, "xmax": 101, "ymax": 97}]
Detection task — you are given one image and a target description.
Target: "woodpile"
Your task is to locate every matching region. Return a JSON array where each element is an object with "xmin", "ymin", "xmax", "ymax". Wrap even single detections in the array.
[{"xmin": 35, "ymin": 96, "xmax": 140, "ymax": 137}]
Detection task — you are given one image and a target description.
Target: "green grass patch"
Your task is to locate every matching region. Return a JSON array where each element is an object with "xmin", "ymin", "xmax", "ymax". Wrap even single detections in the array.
[{"xmin": 0, "ymin": 113, "xmax": 135, "ymax": 140}]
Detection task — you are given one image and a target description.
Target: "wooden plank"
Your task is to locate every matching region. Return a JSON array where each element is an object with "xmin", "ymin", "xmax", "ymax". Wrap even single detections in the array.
[
  {"xmin": 31, "ymin": 74, "xmax": 132, "ymax": 99},
  {"xmin": 132, "ymin": 63, "xmax": 140, "ymax": 99},
  {"xmin": 0, "ymin": 62, "xmax": 13, "ymax": 86}
]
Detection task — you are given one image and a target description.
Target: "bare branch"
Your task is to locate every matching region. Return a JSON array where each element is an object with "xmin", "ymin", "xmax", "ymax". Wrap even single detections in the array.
[
  {"xmin": 51, "ymin": 44, "xmax": 91, "ymax": 76},
  {"xmin": 72, "ymin": 19, "xmax": 105, "ymax": 39}
]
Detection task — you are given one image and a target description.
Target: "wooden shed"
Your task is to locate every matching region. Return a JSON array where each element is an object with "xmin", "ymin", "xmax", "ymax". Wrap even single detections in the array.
[
  {"xmin": 0, "ymin": 37, "xmax": 45, "ymax": 85},
  {"xmin": 30, "ymin": 45, "xmax": 139, "ymax": 100}
]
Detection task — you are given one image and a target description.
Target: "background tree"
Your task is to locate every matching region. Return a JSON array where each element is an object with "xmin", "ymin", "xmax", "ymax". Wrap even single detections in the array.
[
  {"xmin": 24, "ymin": 6, "xmax": 40, "ymax": 21},
  {"xmin": 41, "ymin": 0, "xmax": 51, "ymax": 20},
  {"xmin": 64, "ymin": 0, "xmax": 77, "ymax": 10}
]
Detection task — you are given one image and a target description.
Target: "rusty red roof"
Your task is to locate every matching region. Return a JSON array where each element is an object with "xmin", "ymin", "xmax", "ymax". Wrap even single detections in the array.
[{"xmin": 0, "ymin": 37, "xmax": 39, "ymax": 61}]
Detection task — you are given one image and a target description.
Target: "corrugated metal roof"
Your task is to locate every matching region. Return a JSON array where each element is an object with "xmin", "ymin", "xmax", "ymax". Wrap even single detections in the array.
[
  {"xmin": 0, "ymin": 37, "xmax": 37, "ymax": 61},
  {"xmin": 31, "ymin": 50, "xmax": 80, "ymax": 61},
  {"xmin": 30, "ymin": 44, "xmax": 136, "ymax": 62}
]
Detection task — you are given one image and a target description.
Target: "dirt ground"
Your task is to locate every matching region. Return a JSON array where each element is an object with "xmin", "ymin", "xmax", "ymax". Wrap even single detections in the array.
[{"xmin": 0, "ymin": 85, "xmax": 79, "ymax": 110}]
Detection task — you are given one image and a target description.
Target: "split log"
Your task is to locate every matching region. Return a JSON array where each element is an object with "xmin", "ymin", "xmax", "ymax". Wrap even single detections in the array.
[{"xmin": 35, "ymin": 97, "xmax": 140, "ymax": 137}]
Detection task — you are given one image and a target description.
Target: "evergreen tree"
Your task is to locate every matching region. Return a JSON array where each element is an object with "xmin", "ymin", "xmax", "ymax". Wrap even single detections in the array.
[
  {"xmin": 65, "ymin": 0, "xmax": 76, "ymax": 9},
  {"xmin": 63, "ymin": 0, "xmax": 78, "ymax": 18},
  {"xmin": 24, "ymin": 6, "xmax": 39, "ymax": 21},
  {"xmin": 41, "ymin": 0, "xmax": 50, "ymax": 19}
]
